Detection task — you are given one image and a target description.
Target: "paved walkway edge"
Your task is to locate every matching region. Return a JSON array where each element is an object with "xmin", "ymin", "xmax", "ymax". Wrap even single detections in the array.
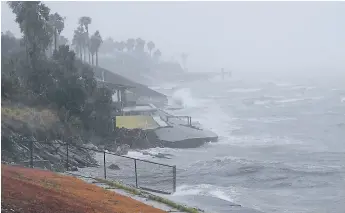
[{"xmin": 65, "ymin": 172, "xmax": 205, "ymax": 213}]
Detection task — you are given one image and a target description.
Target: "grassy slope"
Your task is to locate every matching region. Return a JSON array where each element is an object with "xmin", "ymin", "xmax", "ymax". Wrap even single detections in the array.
[
  {"xmin": 95, "ymin": 178, "xmax": 201, "ymax": 213},
  {"xmin": 1, "ymin": 164, "xmax": 166, "ymax": 213}
]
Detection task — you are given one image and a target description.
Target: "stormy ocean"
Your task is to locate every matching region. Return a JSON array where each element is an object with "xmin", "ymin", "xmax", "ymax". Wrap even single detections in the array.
[
  {"xmin": 143, "ymin": 72, "xmax": 345, "ymax": 213},
  {"xmin": 76, "ymin": 72, "xmax": 345, "ymax": 213}
]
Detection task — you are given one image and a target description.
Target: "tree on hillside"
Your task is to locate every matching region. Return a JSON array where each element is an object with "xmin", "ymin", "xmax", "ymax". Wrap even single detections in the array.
[
  {"xmin": 8, "ymin": 1, "xmax": 53, "ymax": 64},
  {"xmin": 147, "ymin": 41, "xmax": 155, "ymax": 56},
  {"xmin": 90, "ymin": 33, "xmax": 98, "ymax": 65},
  {"xmin": 113, "ymin": 41, "xmax": 119, "ymax": 52},
  {"xmin": 58, "ymin": 35, "xmax": 69, "ymax": 46},
  {"xmin": 99, "ymin": 37, "xmax": 115, "ymax": 54},
  {"xmin": 50, "ymin": 46, "xmax": 86, "ymax": 118},
  {"xmin": 93, "ymin": 30, "xmax": 103, "ymax": 67},
  {"xmin": 153, "ymin": 49, "xmax": 162, "ymax": 60},
  {"xmin": 4, "ymin": 30, "xmax": 15, "ymax": 38},
  {"xmin": 125, "ymin": 38, "xmax": 135, "ymax": 52},
  {"xmin": 72, "ymin": 26, "xmax": 85, "ymax": 60},
  {"xmin": 1, "ymin": 33, "xmax": 22, "ymax": 99},
  {"xmin": 8, "ymin": 1, "xmax": 54, "ymax": 96},
  {"xmin": 79, "ymin": 16, "xmax": 92, "ymax": 63},
  {"xmin": 1, "ymin": 31, "xmax": 21, "ymax": 55},
  {"xmin": 6, "ymin": 1, "xmax": 116, "ymax": 139},
  {"xmin": 135, "ymin": 38, "xmax": 145, "ymax": 52},
  {"xmin": 48, "ymin": 12, "xmax": 65, "ymax": 52},
  {"xmin": 118, "ymin": 41, "xmax": 126, "ymax": 52}
]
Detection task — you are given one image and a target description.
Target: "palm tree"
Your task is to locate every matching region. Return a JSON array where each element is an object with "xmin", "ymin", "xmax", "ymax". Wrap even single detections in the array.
[
  {"xmin": 90, "ymin": 34, "xmax": 98, "ymax": 65},
  {"xmin": 82, "ymin": 31, "xmax": 89, "ymax": 62},
  {"xmin": 79, "ymin": 16, "xmax": 92, "ymax": 63},
  {"xmin": 118, "ymin": 41, "xmax": 125, "ymax": 52},
  {"xmin": 72, "ymin": 32, "xmax": 81, "ymax": 59},
  {"xmin": 49, "ymin": 13, "xmax": 65, "ymax": 52},
  {"xmin": 153, "ymin": 49, "xmax": 162, "ymax": 59},
  {"xmin": 8, "ymin": 1, "xmax": 52, "ymax": 63},
  {"xmin": 113, "ymin": 41, "xmax": 119, "ymax": 51},
  {"xmin": 135, "ymin": 38, "xmax": 145, "ymax": 52},
  {"xmin": 93, "ymin": 30, "xmax": 103, "ymax": 67},
  {"xmin": 72, "ymin": 25, "xmax": 85, "ymax": 60},
  {"xmin": 125, "ymin": 38, "xmax": 135, "ymax": 52},
  {"xmin": 147, "ymin": 41, "xmax": 155, "ymax": 56},
  {"xmin": 99, "ymin": 37, "xmax": 115, "ymax": 54},
  {"xmin": 58, "ymin": 35, "xmax": 69, "ymax": 46}
]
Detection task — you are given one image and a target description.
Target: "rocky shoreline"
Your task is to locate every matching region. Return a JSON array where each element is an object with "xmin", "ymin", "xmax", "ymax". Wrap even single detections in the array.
[
  {"xmin": 1, "ymin": 120, "xmax": 167, "ymax": 171},
  {"xmin": 1, "ymin": 105, "xmax": 213, "ymax": 171}
]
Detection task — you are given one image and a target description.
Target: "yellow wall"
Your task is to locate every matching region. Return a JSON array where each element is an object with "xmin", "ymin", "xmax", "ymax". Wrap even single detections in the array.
[{"xmin": 116, "ymin": 116, "xmax": 159, "ymax": 129}]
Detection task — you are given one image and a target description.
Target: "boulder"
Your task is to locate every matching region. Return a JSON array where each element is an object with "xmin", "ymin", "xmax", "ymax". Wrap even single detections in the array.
[
  {"xmin": 83, "ymin": 143, "xmax": 98, "ymax": 151},
  {"xmin": 69, "ymin": 166, "xmax": 78, "ymax": 171},
  {"xmin": 40, "ymin": 150, "xmax": 61, "ymax": 163},
  {"xmin": 52, "ymin": 163, "xmax": 65, "ymax": 172},
  {"xmin": 98, "ymin": 145, "xmax": 105, "ymax": 151},
  {"xmin": 115, "ymin": 144, "xmax": 130, "ymax": 155},
  {"xmin": 108, "ymin": 163, "xmax": 120, "ymax": 170},
  {"xmin": 105, "ymin": 144, "xmax": 117, "ymax": 153},
  {"xmin": 154, "ymin": 153, "xmax": 172, "ymax": 159}
]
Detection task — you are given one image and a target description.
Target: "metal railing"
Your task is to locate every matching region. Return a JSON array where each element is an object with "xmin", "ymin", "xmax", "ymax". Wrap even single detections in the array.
[
  {"xmin": 19, "ymin": 140, "xmax": 177, "ymax": 194},
  {"xmin": 166, "ymin": 115, "xmax": 192, "ymax": 126},
  {"xmin": 157, "ymin": 109, "xmax": 193, "ymax": 126}
]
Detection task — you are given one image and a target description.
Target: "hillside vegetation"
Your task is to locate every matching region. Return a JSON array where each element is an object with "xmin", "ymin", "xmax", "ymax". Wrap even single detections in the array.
[{"xmin": 0, "ymin": 2, "xmax": 138, "ymax": 163}]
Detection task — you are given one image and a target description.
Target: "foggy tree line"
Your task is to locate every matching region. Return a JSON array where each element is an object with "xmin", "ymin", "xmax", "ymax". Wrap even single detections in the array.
[
  {"xmin": 71, "ymin": 17, "xmax": 163, "ymax": 67},
  {"xmin": 99, "ymin": 37, "xmax": 162, "ymax": 59}
]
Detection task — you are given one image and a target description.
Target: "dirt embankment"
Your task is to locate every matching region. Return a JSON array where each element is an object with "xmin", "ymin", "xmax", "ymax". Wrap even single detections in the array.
[
  {"xmin": 1, "ymin": 102, "xmax": 98, "ymax": 169},
  {"xmin": 1, "ymin": 164, "xmax": 166, "ymax": 213}
]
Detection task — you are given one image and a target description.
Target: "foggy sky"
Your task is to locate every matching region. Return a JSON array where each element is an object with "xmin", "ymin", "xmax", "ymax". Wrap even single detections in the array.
[{"xmin": 1, "ymin": 1, "xmax": 345, "ymax": 74}]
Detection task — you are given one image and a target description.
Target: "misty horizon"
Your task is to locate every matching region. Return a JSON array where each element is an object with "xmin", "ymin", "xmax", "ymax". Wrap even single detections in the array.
[{"xmin": 2, "ymin": 1, "xmax": 344, "ymax": 74}]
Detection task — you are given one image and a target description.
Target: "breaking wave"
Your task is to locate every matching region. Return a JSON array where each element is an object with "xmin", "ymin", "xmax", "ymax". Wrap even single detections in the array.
[
  {"xmin": 174, "ymin": 184, "xmax": 237, "ymax": 203},
  {"xmin": 169, "ymin": 88, "xmax": 199, "ymax": 108}
]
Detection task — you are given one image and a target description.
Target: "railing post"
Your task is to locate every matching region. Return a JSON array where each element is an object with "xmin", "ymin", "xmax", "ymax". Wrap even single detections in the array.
[
  {"xmin": 173, "ymin": 165, "xmax": 176, "ymax": 193},
  {"xmin": 104, "ymin": 151, "xmax": 107, "ymax": 179},
  {"xmin": 134, "ymin": 159, "xmax": 138, "ymax": 188},
  {"xmin": 30, "ymin": 141, "xmax": 33, "ymax": 168},
  {"xmin": 66, "ymin": 141, "xmax": 69, "ymax": 170}
]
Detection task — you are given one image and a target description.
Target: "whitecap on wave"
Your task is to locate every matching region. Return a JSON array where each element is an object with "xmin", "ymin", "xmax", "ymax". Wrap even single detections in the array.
[
  {"xmin": 174, "ymin": 184, "xmax": 238, "ymax": 203},
  {"xmin": 284, "ymin": 85, "xmax": 316, "ymax": 91},
  {"xmin": 275, "ymin": 98, "xmax": 305, "ymax": 103},
  {"xmin": 275, "ymin": 96, "xmax": 324, "ymax": 104},
  {"xmin": 227, "ymin": 88, "xmax": 262, "ymax": 93},
  {"xmin": 245, "ymin": 117, "xmax": 297, "ymax": 123}
]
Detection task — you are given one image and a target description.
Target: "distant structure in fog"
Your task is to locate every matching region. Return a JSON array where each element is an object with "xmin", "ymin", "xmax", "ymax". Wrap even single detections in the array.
[
  {"xmin": 221, "ymin": 68, "xmax": 232, "ymax": 79},
  {"xmin": 181, "ymin": 52, "xmax": 188, "ymax": 72}
]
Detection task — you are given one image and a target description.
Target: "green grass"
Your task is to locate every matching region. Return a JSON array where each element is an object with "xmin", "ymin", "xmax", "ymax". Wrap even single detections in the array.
[
  {"xmin": 147, "ymin": 194, "xmax": 200, "ymax": 213},
  {"xmin": 95, "ymin": 178, "xmax": 141, "ymax": 195},
  {"xmin": 40, "ymin": 178, "xmax": 60, "ymax": 190},
  {"xmin": 95, "ymin": 178, "xmax": 202, "ymax": 213},
  {"xmin": 1, "ymin": 106, "xmax": 58, "ymax": 126}
]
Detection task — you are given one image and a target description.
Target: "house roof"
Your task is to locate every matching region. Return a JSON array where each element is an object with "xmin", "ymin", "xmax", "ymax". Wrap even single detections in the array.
[
  {"xmin": 96, "ymin": 79, "xmax": 135, "ymax": 90},
  {"xmin": 93, "ymin": 67, "xmax": 167, "ymax": 98}
]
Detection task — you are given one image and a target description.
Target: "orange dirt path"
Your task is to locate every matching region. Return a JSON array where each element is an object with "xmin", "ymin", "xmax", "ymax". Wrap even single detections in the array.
[{"xmin": 1, "ymin": 164, "xmax": 167, "ymax": 213}]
